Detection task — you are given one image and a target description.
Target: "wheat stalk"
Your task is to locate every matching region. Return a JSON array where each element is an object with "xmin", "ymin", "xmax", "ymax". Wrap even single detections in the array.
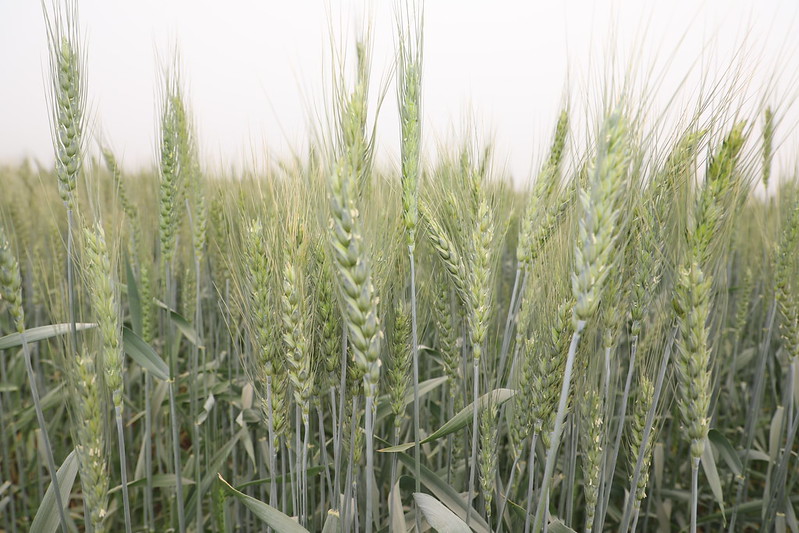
[
  {"xmin": 1, "ymin": 225, "xmax": 71, "ymax": 533},
  {"xmin": 83, "ymin": 223, "xmax": 132, "ymax": 533},
  {"xmin": 580, "ymin": 387, "xmax": 603, "ymax": 533},
  {"xmin": 533, "ymin": 109, "xmax": 629, "ymax": 533}
]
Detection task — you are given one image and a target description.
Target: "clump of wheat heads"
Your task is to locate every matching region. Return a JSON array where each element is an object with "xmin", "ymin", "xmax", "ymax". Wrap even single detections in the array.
[
  {"xmin": 627, "ymin": 373, "xmax": 656, "ymax": 532},
  {"xmin": 579, "ymin": 385, "xmax": 604, "ymax": 533},
  {"xmin": 327, "ymin": 29, "xmax": 385, "ymax": 531},
  {"xmin": 674, "ymin": 121, "xmax": 746, "ymax": 533},
  {"xmin": 44, "ymin": 2, "xmax": 85, "ymax": 397},
  {"xmin": 501, "ymin": 108, "xmax": 569, "ymax": 384},
  {"xmin": 1, "ymin": 224, "xmax": 71, "ymax": 533},
  {"xmin": 775, "ymin": 190, "xmax": 799, "ymax": 363},
  {"xmin": 41, "ymin": 3, "xmax": 86, "ymax": 530},
  {"xmin": 0, "ymin": 228, "xmax": 25, "ymax": 334},
  {"xmin": 396, "ymin": 2, "xmax": 424, "ymax": 512},
  {"xmin": 44, "ymin": 0, "xmax": 85, "ymax": 211},
  {"xmin": 158, "ymin": 77, "xmax": 182, "ymax": 268},
  {"xmin": 280, "ymin": 219, "xmax": 315, "ymax": 525},
  {"xmin": 425, "ymin": 213, "xmax": 469, "ymax": 304},
  {"xmin": 156, "ymin": 68, "xmax": 190, "ymax": 533},
  {"xmin": 463, "ymin": 152, "xmax": 497, "ymax": 526},
  {"xmin": 66, "ymin": 291, "xmax": 110, "ymax": 531},
  {"xmin": 83, "ymin": 222, "xmax": 132, "ymax": 533},
  {"xmin": 762, "ymin": 107, "xmax": 774, "ymax": 189},
  {"xmin": 82, "ymin": 224, "xmax": 123, "ymax": 418},
  {"xmin": 387, "ymin": 302, "xmax": 411, "ymax": 434},
  {"xmin": 533, "ymin": 108, "xmax": 630, "ymax": 533},
  {"xmin": 479, "ymin": 394, "xmax": 499, "ymax": 527},
  {"xmin": 241, "ymin": 218, "xmax": 287, "ymax": 509},
  {"xmin": 327, "ymin": 154, "xmax": 382, "ymax": 532},
  {"xmin": 516, "ymin": 109, "xmax": 569, "ymax": 271}
]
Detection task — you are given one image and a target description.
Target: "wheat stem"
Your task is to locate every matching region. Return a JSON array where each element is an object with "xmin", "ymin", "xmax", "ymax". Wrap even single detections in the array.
[
  {"xmin": 114, "ymin": 405, "xmax": 133, "ymax": 533},
  {"xmin": 365, "ymin": 394, "xmax": 375, "ymax": 533},
  {"xmin": 23, "ymin": 334, "xmax": 69, "ymax": 532},
  {"xmin": 466, "ymin": 360, "xmax": 480, "ymax": 526},
  {"xmin": 1, "ymin": 225, "xmax": 69, "ymax": 532},
  {"xmin": 144, "ymin": 372, "xmax": 154, "ymax": 531},
  {"xmin": 690, "ymin": 457, "xmax": 699, "ymax": 533},
  {"xmin": 620, "ymin": 326, "xmax": 676, "ymax": 533},
  {"xmin": 532, "ymin": 323, "xmax": 583, "ymax": 532},
  {"xmin": 595, "ymin": 335, "xmax": 638, "ymax": 530},
  {"xmin": 498, "ymin": 266, "xmax": 523, "ymax": 382},
  {"xmin": 409, "ymin": 250, "xmax": 422, "ymax": 517},
  {"xmin": 523, "ymin": 431, "xmax": 538, "ymax": 533}
]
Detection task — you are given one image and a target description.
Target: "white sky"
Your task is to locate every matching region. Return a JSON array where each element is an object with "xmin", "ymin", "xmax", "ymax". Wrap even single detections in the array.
[{"xmin": 1, "ymin": 1, "xmax": 798, "ymax": 183}]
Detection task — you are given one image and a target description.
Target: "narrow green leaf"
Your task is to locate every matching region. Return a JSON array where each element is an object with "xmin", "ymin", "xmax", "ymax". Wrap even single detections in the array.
[
  {"xmin": 125, "ymin": 252, "xmax": 143, "ymax": 336},
  {"xmin": 30, "ymin": 449, "xmax": 78, "ymax": 533},
  {"xmin": 733, "ymin": 347, "xmax": 756, "ymax": 371},
  {"xmin": 697, "ymin": 496, "xmax": 799, "ymax": 524},
  {"xmin": 155, "ymin": 300, "xmax": 203, "ymax": 348},
  {"xmin": 240, "ymin": 426, "xmax": 257, "ymax": 468},
  {"xmin": 769, "ymin": 406, "xmax": 785, "ymax": 463},
  {"xmin": 0, "ymin": 323, "xmax": 96, "ymax": 350},
  {"xmin": 792, "ymin": 359, "xmax": 799, "ymax": 407},
  {"xmin": 701, "ymin": 440, "xmax": 726, "ymax": 519},
  {"xmin": 376, "ymin": 376, "xmax": 447, "ymax": 425},
  {"xmin": 414, "ymin": 493, "xmax": 471, "ymax": 533},
  {"xmin": 123, "ymin": 327, "xmax": 170, "ymax": 380},
  {"xmin": 423, "ymin": 388, "xmax": 515, "ymax": 442},
  {"xmin": 786, "ymin": 500, "xmax": 798, "ymax": 532},
  {"xmin": 381, "ymin": 441, "xmax": 417, "ymax": 454},
  {"xmin": 217, "ymin": 474, "xmax": 310, "ymax": 533},
  {"xmin": 171, "ymin": 310, "xmax": 203, "ymax": 348},
  {"xmin": 196, "ymin": 393, "xmax": 216, "ymax": 425},
  {"xmin": 658, "ymin": 488, "xmax": 692, "ymax": 501},
  {"xmin": 418, "ymin": 344, "xmax": 442, "ymax": 355},
  {"xmin": 548, "ymin": 519, "xmax": 578, "ymax": 533},
  {"xmin": 110, "ymin": 474, "xmax": 195, "ymax": 494},
  {"xmin": 396, "ymin": 456, "xmax": 490, "ymax": 533},
  {"xmin": 709, "ymin": 429, "xmax": 743, "ymax": 476},
  {"xmin": 185, "ymin": 428, "xmax": 246, "ymax": 522},
  {"xmin": 321, "ymin": 509, "xmax": 341, "ymax": 533},
  {"xmin": 389, "ymin": 480, "xmax": 406, "ymax": 533},
  {"xmin": 18, "ymin": 383, "xmax": 66, "ymax": 427},
  {"xmin": 505, "ymin": 497, "xmax": 528, "ymax": 523},
  {"xmin": 212, "ymin": 476, "xmax": 227, "ymax": 533},
  {"xmin": 234, "ymin": 466, "xmax": 326, "ymax": 490},
  {"xmin": 381, "ymin": 388, "xmax": 516, "ymax": 453},
  {"xmin": 776, "ymin": 513, "xmax": 787, "ymax": 532},
  {"xmin": 743, "ymin": 449, "xmax": 770, "ymax": 463}
]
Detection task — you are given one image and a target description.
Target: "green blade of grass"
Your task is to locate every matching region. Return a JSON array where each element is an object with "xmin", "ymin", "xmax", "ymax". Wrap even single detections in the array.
[
  {"xmin": 185, "ymin": 427, "xmax": 247, "ymax": 522},
  {"xmin": 155, "ymin": 299, "xmax": 203, "ymax": 348},
  {"xmin": 109, "ymin": 474, "xmax": 196, "ymax": 494},
  {"xmin": 701, "ymin": 437, "xmax": 726, "ymax": 518},
  {"xmin": 0, "ymin": 323, "xmax": 96, "ymax": 350},
  {"xmin": 380, "ymin": 388, "xmax": 515, "ymax": 452},
  {"xmin": 548, "ymin": 519, "xmax": 578, "ymax": 533},
  {"xmin": 122, "ymin": 327, "xmax": 170, "ymax": 380},
  {"xmin": 30, "ymin": 449, "xmax": 78, "ymax": 533},
  {"xmin": 709, "ymin": 429, "xmax": 742, "ymax": 476},
  {"xmin": 124, "ymin": 252, "xmax": 143, "ymax": 335},
  {"xmin": 396, "ymin": 457, "xmax": 491, "ymax": 533},
  {"xmin": 375, "ymin": 376, "xmax": 447, "ymax": 425},
  {"xmin": 414, "ymin": 492, "xmax": 471, "ymax": 533},
  {"xmin": 321, "ymin": 509, "xmax": 341, "ymax": 533},
  {"xmin": 217, "ymin": 473, "xmax": 310, "ymax": 533}
]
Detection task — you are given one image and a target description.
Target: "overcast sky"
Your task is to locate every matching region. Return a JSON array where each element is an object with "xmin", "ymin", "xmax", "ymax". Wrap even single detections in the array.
[{"xmin": 1, "ymin": 0, "xmax": 798, "ymax": 182}]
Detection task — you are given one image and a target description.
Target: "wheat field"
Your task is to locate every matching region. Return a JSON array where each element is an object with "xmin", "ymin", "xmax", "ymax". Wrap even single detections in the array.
[{"xmin": 0, "ymin": 2, "xmax": 798, "ymax": 533}]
